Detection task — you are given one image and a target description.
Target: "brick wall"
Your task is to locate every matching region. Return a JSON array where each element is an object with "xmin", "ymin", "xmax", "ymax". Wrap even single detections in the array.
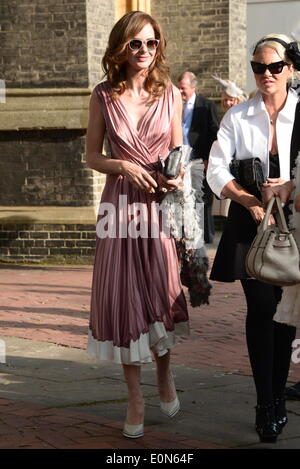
[
  {"xmin": 0, "ymin": 0, "xmax": 115, "ymax": 89},
  {"xmin": 0, "ymin": 223, "xmax": 96, "ymax": 263},
  {"xmin": 0, "ymin": 129, "xmax": 106, "ymax": 206},
  {"xmin": 0, "ymin": 0, "xmax": 248, "ymax": 263},
  {"xmin": 151, "ymin": 0, "xmax": 229, "ymax": 99},
  {"xmin": 151, "ymin": 0, "xmax": 246, "ymax": 99},
  {"xmin": 1, "ymin": 0, "xmax": 88, "ymax": 88},
  {"xmin": 0, "ymin": 0, "xmax": 114, "ymax": 262}
]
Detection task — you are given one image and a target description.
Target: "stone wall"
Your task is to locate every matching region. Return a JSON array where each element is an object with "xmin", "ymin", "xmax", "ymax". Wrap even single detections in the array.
[
  {"xmin": 0, "ymin": 0, "xmax": 115, "ymax": 88},
  {"xmin": 1, "ymin": 0, "xmax": 88, "ymax": 88},
  {"xmin": 0, "ymin": 129, "xmax": 94, "ymax": 206},
  {"xmin": 86, "ymin": 0, "xmax": 115, "ymax": 88},
  {"xmin": 0, "ymin": 222, "xmax": 96, "ymax": 263},
  {"xmin": 0, "ymin": 0, "xmax": 116, "ymax": 262},
  {"xmin": 0, "ymin": 0, "xmax": 247, "ymax": 263},
  {"xmin": 151, "ymin": 0, "xmax": 246, "ymax": 99},
  {"xmin": 229, "ymin": 0, "xmax": 247, "ymax": 91}
]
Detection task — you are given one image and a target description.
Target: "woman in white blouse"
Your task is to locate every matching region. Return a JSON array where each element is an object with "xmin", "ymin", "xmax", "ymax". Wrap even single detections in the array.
[{"xmin": 207, "ymin": 33, "xmax": 300, "ymax": 443}]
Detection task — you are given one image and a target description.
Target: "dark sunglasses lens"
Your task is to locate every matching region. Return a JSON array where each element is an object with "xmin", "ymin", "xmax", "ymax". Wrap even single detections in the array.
[
  {"xmin": 268, "ymin": 62, "xmax": 284, "ymax": 74},
  {"xmin": 251, "ymin": 61, "xmax": 286, "ymax": 74},
  {"xmin": 129, "ymin": 40, "xmax": 142, "ymax": 50},
  {"xmin": 147, "ymin": 39, "xmax": 158, "ymax": 50},
  {"xmin": 251, "ymin": 62, "xmax": 266, "ymax": 74}
]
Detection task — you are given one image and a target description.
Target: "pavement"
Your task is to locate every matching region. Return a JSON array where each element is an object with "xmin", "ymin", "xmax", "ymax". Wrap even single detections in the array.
[{"xmin": 0, "ymin": 238, "xmax": 300, "ymax": 450}]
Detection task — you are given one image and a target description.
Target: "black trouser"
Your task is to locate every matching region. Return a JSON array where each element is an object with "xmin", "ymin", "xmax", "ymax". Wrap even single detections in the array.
[
  {"xmin": 202, "ymin": 178, "xmax": 215, "ymax": 244},
  {"xmin": 241, "ymin": 279, "xmax": 296, "ymax": 405}
]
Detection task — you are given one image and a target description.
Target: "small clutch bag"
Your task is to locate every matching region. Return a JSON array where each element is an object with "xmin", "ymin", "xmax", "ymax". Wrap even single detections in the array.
[
  {"xmin": 162, "ymin": 146, "xmax": 182, "ymax": 179},
  {"xmin": 229, "ymin": 157, "xmax": 265, "ymax": 198}
]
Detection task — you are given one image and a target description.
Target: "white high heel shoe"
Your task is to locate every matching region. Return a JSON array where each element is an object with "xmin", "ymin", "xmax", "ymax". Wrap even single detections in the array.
[
  {"xmin": 160, "ymin": 396, "xmax": 180, "ymax": 418},
  {"xmin": 122, "ymin": 422, "xmax": 144, "ymax": 439},
  {"xmin": 123, "ymin": 399, "xmax": 144, "ymax": 438},
  {"xmin": 159, "ymin": 372, "xmax": 180, "ymax": 417}
]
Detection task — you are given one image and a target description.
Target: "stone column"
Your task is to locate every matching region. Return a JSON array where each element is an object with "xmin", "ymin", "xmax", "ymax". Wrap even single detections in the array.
[{"xmin": 229, "ymin": 0, "xmax": 247, "ymax": 90}]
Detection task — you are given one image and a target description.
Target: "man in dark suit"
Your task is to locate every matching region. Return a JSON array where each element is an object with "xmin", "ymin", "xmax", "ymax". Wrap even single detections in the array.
[{"xmin": 177, "ymin": 71, "xmax": 219, "ymax": 243}]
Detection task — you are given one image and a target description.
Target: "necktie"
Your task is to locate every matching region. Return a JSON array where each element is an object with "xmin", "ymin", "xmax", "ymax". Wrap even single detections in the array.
[{"xmin": 182, "ymin": 102, "xmax": 189, "ymax": 123}]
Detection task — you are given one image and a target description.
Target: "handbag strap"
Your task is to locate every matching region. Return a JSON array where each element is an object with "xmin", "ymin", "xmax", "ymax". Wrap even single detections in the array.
[
  {"xmin": 290, "ymin": 102, "xmax": 300, "ymax": 176},
  {"xmin": 260, "ymin": 196, "xmax": 289, "ymax": 233}
]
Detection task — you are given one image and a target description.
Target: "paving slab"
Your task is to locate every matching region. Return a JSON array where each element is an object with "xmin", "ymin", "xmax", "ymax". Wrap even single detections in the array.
[
  {"xmin": 1, "ymin": 238, "xmax": 300, "ymax": 449},
  {"xmin": 1, "ymin": 261, "xmax": 299, "ymax": 381},
  {"xmin": 0, "ymin": 336, "xmax": 300, "ymax": 449}
]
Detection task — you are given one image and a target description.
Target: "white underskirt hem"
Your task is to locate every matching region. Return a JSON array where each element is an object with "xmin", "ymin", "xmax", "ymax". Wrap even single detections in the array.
[
  {"xmin": 274, "ymin": 284, "xmax": 300, "ymax": 328},
  {"xmin": 87, "ymin": 321, "xmax": 189, "ymax": 365}
]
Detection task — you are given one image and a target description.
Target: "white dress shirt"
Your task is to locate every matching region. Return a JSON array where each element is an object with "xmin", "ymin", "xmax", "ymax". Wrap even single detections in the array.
[
  {"xmin": 182, "ymin": 93, "xmax": 196, "ymax": 145},
  {"xmin": 207, "ymin": 88, "xmax": 299, "ymax": 199}
]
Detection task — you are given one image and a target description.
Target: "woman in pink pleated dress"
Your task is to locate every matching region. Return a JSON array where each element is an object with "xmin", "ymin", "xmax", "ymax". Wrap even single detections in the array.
[{"xmin": 85, "ymin": 10, "xmax": 189, "ymax": 439}]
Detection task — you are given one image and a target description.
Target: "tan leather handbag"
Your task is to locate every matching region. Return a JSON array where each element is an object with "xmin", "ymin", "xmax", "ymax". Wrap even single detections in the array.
[{"xmin": 245, "ymin": 196, "xmax": 300, "ymax": 286}]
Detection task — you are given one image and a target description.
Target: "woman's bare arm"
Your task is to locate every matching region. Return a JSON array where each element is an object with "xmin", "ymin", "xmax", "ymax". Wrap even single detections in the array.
[
  {"xmin": 161, "ymin": 86, "xmax": 184, "ymax": 191},
  {"xmin": 221, "ymin": 180, "xmax": 265, "ymax": 224},
  {"xmin": 169, "ymin": 85, "xmax": 183, "ymax": 149}
]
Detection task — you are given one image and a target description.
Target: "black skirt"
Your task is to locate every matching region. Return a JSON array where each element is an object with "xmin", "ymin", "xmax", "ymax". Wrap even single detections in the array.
[
  {"xmin": 210, "ymin": 201, "xmax": 257, "ymax": 282},
  {"xmin": 211, "ymin": 152, "xmax": 283, "ymax": 283}
]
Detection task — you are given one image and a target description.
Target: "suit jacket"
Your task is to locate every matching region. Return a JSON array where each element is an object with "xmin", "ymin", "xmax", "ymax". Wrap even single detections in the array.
[{"xmin": 188, "ymin": 94, "xmax": 219, "ymax": 161}]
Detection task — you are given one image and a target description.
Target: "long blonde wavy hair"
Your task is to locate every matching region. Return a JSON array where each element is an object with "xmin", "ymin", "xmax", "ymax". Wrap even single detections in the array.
[{"xmin": 102, "ymin": 11, "xmax": 170, "ymax": 100}]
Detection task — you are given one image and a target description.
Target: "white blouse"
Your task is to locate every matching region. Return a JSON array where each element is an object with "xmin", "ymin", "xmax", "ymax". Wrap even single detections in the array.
[{"xmin": 207, "ymin": 88, "xmax": 299, "ymax": 199}]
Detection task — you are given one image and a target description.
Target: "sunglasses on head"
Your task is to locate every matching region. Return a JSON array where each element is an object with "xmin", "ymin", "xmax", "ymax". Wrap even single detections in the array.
[
  {"xmin": 250, "ymin": 60, "xmax": 288, "ymax": 75},
  {"xmin": 128, "ymin": 38, "xmax": 160, "ymax": 52}
]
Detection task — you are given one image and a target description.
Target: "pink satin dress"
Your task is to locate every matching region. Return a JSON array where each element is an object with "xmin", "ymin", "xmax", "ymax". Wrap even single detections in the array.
[{"xmin": 87, "ymin": 81, "xmax": 189, "ymax": 365}]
